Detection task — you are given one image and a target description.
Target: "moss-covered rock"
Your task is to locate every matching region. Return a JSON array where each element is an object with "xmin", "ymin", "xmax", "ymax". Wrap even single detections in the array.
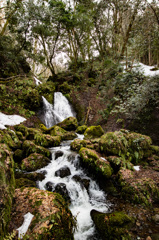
[
  {"xmin": 15, "ymin": 178, "xmax": 36, "ymax": 188},
  {"xmin": 22, "ymin": 140, "xmax": 51, "ymax": 158},
  {"xmin": 76, "ymin": 125, "xmax": 87, "ymax": 134},
  {"xmin": 0, "ymin": 129, "xmax": 21, "ymax": 149},
  {"xmin": 57, "ymin": 117, "xmax": 78, "ymax": 131},
  {"xmin": 50, "ymin": 125, "xmax": 67, "ymax": 136},
  {"xmin": 79, "ymin": 147, "xmax": 113, "ymax": 179},
  {"xmin": 150, "ymin": 145, "xmax": 159, "ymax": 156},
  {"xmin": 11, "ymin": 188, "xmax": 75, "ymax": 239},
  {"xmin": 99, "ymin": 130, "xmax": 152, "ymax": 164},
  {"xmin": 0, "ymin": 144, "xmax": 15, "ymax": 240},
  {"xmin": 37, "ymin": 82, "xmax": 55, "ymax": 103},
  {"xmin": 108, "ymin": 156, "xmax": 134, "ymax": 173},
  {"xmin": 91, "ymin": 210, "xmax": 134, "ymax": 240},
  {"xmin": 71, "ymin": 138, "xmax": 99, "ymax": 152},
  {"xmin": 62, "ymin": 131, "xmax": 77, "ymax": 140},
  {"xmin": 84, "ymin": 125, "xmax": 104, "ymax": 139},
  {"xmin": 14, "ymin": 124, "xmax": 29, "ymax": 138},
  {"xmin": 118, "ymin": 168, "xmax": 159, "ymax": 206},
  {"xmin": 20, "ymin": 153, "xmax": 51, "ymax": 172},
  {"xmin": 15, "ymin": 171, "xmax": 45, "ymax": 182}
]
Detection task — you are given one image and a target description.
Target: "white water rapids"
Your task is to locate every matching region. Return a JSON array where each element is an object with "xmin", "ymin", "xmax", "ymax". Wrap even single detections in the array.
[{"xmin": 38, "ymin": 92, "xmax": 111, "ymax": 239}]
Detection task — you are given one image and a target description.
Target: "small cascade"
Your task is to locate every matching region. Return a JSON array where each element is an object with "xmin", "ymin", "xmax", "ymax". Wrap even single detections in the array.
[
  {"xmin": 41, "ymin": 92, "xmax": 76, "ymax": 128},
  {"xmin": 38, "ymin": 138, "xmax": 111, "ymax": 240}
]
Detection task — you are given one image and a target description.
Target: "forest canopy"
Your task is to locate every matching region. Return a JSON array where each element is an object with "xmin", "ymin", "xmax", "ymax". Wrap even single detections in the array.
[{"xmin": 0, "ymin": 0, "xmax": 159, "ymax": 76}]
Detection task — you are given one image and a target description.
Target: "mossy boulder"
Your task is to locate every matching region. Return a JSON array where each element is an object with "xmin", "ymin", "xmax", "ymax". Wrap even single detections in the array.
[
  {"xmin": 15, "ymin": 171, "xmax": 45, "ymax": 182},
  {"xmin": 108, "ymin": 156, "xmax": 134, "ymax": 173},
  {"xmin": 99, "ymin": 130, "xmax": 152, "ymax": 164},
  {"xmin": 50, "ymin": 125, "xmax": 67, "ymax": 136},
  {"xmin": 0, "ymin": 129, "xmax": 21, "ymax": 149},
  {"xmin": 118, "ymin": 168, "xmax": 159, "ymax": 206},
  {"xmin": 57, "ymin": 117, "xmax": 78, "ymax": 131},
  {"xmin": 14, "ymin": 124, "xmax": 29, "ymax": 138},
  {"xmin": 79, "ymin": 147, "xmax": 113, "ymax": 179},
  {"xmin": 27, "ymin": 128, "xmax": 61, "ymax": 147},
  {"xmin": 84, "ymin": 125, "xmax": 104, "ymax": 139},
  {"xmin": 62, "ymin": 131, "xmax": 77, "ymax": 140},
  {"xmin": 76, "ymin": 125, "xmax": 87, "ymax": 134},
  {"xmin": 22, "ymin": 140, "xmax": 51, "ymax": 158},
  {"xmin": 20, "ymin": 153, "xmax": 51, "ymax": 172},
  {"xmin": 91, "ymin": 210, "xmax": 134, "ymax": 240},
  {"xmin": 71, "ymin": 138, "xmax": 98, "ymax": 152},
  {"xmin": 150, "ymin": 145, "xmax": 159, "ymax": 156},
  {"xmin": 15, "ymin": 178, "xmax": 36, "ymax": 188},
  {"xmin": 11, "ymin": 188, "xmax": 75, "ymax": 239},
  {"xmin": 0, "ymin": 144, "xmax": 15, "ymax": 240}
]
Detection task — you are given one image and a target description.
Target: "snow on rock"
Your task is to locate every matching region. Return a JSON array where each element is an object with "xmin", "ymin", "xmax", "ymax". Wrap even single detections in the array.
[
  {"xmin": 133, "ymin": 166, "xmax": 140, "ymax": 171},
  {"xmin": 17, "ymin": 212, "xmax": 34, "ymax": 239},
  {"xmin": 0, "ymin": 112, "xmax": 26, "ymax": 129},
  {"xmin": 133, "ymin": 62, "xmax": 159, "ymax": 77}
]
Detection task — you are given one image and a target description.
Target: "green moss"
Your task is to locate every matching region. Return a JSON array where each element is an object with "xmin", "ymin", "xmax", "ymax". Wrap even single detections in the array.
[
  {"xmin": 57, "ymin": 117, "xmax": 78, "ymax": 131},
  {"xmin": 22, "ymin": 140, "xmax": 51, "ymax": 158},
  {"xmin": 84, "ymin": 125, "xmax": 104, "ymax": 139},
  {"xmin": 0, "ymin": 129, "xmax": 21, "ymax": 149},
  {"xmin": 15, "ymin": 178, "xmax": 36, "ymax": 188},
  {"xmin": 76, "ymin": 125, "xmax": 87, "ymax": 134},
  {"xmin": 91, "ymin": 210, "xmax": 134, "ymax": 240},
  {"xmin": 20, "ymin": 153, "xmax": 51, "ymax": 172},
  {"xmin": 79, "ymin": 147, "xmax": 113, "ymax": 179},
  {"xmin": 0, "ymin": 144, "xmax": 15, "ymax": 239},
  {"xmin": 150, "ymin": 145, "xmax": 159, "ymax": 156}
]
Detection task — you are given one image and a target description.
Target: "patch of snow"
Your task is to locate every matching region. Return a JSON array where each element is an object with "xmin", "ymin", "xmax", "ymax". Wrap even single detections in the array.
[
  {"xmin": 100, "ymin": 157, "xmax": 107, "ymax": 161},
  {"xmin": 17, "ymin": 212, "xmax": 34, "ymax": 239},
  {"xmin": 0, "ymin": 112, "xmax": 26, "ymax": 129},
  {"xmin": 133, "ymin": 166, "xmax": 140, "ymax": 171},
  {"xmin": 34, "ymin": 76, "xmax": 42, "ymax": 85},
  {"xmin": 133, "ymin": 62, "xmax": 159, "ymax": 77}
]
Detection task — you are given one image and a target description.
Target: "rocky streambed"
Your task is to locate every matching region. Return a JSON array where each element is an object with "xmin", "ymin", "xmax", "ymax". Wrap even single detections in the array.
[{"xmin": 0, "ymin": 117, "xmax": 159, "ymax": 239}]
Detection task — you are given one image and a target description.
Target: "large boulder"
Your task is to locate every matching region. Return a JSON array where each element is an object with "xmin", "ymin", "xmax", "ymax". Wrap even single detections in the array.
[
  {"xmin": 10, "ymin": 188, "xmax": 75, "ymax": 239},
  {"xmin": 79, "ymin": 147, "xmax": 113, "ymax": 179},
  {"xmin": 71, "ymin": 138, "xmax": 99, "ymax": 152},
  {"xmin": 0, "ymin": 144, "xmax": 15, "ymax": 239},
  {"xmin": 99, "ymin": 130, "xmax": 152, "ymax": 164},
  {"xmin": 20, "ymin": 153, "xmax": 51, "ymax": 172},
  {"xmin": 91, "ymin": 210, "xmax": 134, "ymax": 240},
  {"xmin": 55, "ymin": 166, "xmax": 71, "ymax": 178},
  {"xmin": 22, "ymin": 140, "xmax": 51, "ymax": 158},
  {"xmin": 84, "ymin": 125, "xmax": 104, "ymax": 139},
  {"xmin": 76, "ymin": 125, "xmax": 87, "ymax": 134},
  {"xmin": 57, "ymin": 117, "xmax": 78, "ymax": 131}
]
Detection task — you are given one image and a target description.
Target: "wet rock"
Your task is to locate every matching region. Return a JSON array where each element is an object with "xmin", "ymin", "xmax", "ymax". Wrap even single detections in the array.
[
  {"xmin": 54, "ymin": 183, "xmax": 71, "ymax": 203},
  {"xmin": 45, "ymin": 181, "xmax": 55, "ymax": 191},
  {"xmin": 55, "ymin": 150, "xmax": 64, "ymax": 160},
  {"xmin": 55, "ymin": 166, "xmax": 71, "ymax": 178},
  {"xmin": 72, "ymin": 175, "xmax": 90, "ymax": 191},
  {"xmin": 84, "ymin": 125, "xmax": 104, "ymax": 139},
  {"xmin": 91, "ymin": 210, "xmax": 135, "ymax": 240},
  {"xmin": 20, "ymin": 153, "xmax": 51, "ymax": 172}
]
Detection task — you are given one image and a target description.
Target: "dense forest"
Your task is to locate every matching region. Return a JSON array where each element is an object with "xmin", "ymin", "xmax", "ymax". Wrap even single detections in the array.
[{"xmin": 0, "ymin": 0, "xmax": 159, "ymax": 240}]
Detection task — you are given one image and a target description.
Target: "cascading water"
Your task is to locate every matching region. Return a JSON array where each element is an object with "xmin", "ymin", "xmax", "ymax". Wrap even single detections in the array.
[
  {"xmin": 38, "ymin": 92, "xmax": 111, "ymax": 239},
  {"xmin": 41, "ymin": 92, "xmax": 76, "ymax": 128},
  {"xmin": 38, "ymin": 139, "xmax": 111, "ymax": 240}
]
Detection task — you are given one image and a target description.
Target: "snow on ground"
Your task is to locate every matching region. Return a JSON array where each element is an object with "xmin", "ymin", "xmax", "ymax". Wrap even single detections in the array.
[
  {"xmin": 0, "ymin": 112, "xmax": 26, "ymax": 129},
  {"xmin": 17, "ymin": 212, "xmax": 34, "ymax": 239},
  {"xmin": 133, "ymin": 166, "xmax": 140, "ymax": 171},
  {"xmin": 133, "ymin": 62, "xmax": 159, "ymax": 77}
]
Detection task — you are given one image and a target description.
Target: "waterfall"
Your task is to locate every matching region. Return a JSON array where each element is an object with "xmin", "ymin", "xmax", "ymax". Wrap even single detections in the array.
[
  {"xmin": 41, "ymin": 92, "xmax": 76, "ymax": 128},
  {"xmin": 38, "ymin": 138, "xmax": 111, "ymax": 240}
]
